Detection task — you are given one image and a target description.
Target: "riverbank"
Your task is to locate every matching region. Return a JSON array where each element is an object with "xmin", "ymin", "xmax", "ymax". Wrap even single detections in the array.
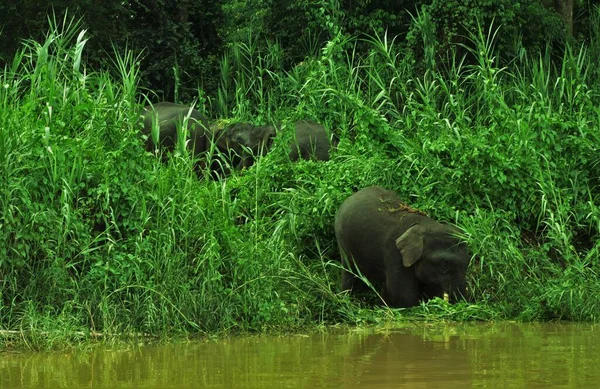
[{"xmin": 1, "ymin": 18, "xmax": 599, "ymax": 350}]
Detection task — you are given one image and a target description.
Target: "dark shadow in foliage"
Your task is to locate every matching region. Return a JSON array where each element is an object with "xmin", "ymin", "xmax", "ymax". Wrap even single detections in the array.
[{"xmin": 0, "ymin": 2, "xmax": 224, "ymax": 102}]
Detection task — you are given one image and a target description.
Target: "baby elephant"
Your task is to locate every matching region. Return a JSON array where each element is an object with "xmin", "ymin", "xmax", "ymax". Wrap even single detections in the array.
[
  {"xmin": 219, "ymin": 120, "xmax": 333, "ymax": 169},
  {"xmin": 334, "ymin": 186, "xmax": 470, "ymax": 308},
  {"xmin": 141, "ymin": 102, "xmax": 210, "ymax": 160}
]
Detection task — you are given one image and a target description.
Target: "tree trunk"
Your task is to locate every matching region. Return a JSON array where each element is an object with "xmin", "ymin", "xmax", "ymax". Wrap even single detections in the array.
[{"xmin": 554, "ymin": 0, "xmax": 574, "ymax": 37}]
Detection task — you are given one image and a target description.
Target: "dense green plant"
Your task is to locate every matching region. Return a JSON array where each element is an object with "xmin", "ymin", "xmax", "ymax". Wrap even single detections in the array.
[
  {"xmin": 224, "ymin": 9, "xmax": 600, "ymax": 323},
  {"xmin": 2, "ymin": 7, "xmax": 600, "ymax": 350},
  {"xmin": 4, "ymin": 1, "xmax": 598, "ymax": 109},
  {"xmin": 0, "ymin": 1, "xmax": 224, "ymax": 103},
  {"xmin": 216, "ymin": 36, "xmax": 286, "ymax": 121}
]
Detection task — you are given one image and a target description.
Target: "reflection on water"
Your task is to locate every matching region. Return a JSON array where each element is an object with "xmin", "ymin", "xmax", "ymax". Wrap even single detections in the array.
[{"xmin": 1, "ymin": 322, "xmax": 598, "ymax": 388}]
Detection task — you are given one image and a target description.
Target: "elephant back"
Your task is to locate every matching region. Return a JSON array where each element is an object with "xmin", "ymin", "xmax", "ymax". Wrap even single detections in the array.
[
  {"xmin": 141, "ymin": 102, "xmax": 210, "ymax": 157},
  {"xmin": 289, "ymin": 120, "xmax": 332, "ymax": 161},
  {"xmin": 343, "ymin": 186, "xmax": 426, "ymax": 219}
]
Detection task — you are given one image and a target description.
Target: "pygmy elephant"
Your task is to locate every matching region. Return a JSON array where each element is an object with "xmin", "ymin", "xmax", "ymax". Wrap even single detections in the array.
[
  {"xmin": 217, "ymin": 122, "xmax": 276, "ymax": 169},
  {"xmin": 218, "ymin": 119, "xmax": 333, "ymax": 169},
  {"xmin": 141, "ymin": 102, "xmax": 242, "ymax": 177},
  {"xmin": 141, "ymin": 102, "xmax": 210, "ymax": 159},
  {"xmin": 334, "ymin": 186, "xmax": 470, "ymax": 308},
  {"xmin": 287, "ymin": 120, "xmax": 332, "ymax": 161}
]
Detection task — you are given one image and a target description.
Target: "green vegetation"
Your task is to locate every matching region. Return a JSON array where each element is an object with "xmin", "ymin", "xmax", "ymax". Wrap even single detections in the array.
[
  {"xmin": 0, "ymin": 1, "xmax": 584, "ymax": 103},
  {"xmin": 1, "ymin": 4, "xmax": 600, "ymax": 349}
]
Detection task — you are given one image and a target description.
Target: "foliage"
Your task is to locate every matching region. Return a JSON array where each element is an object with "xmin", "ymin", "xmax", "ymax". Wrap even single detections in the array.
[
  {"xmin": 404, "ymin": 0, "xmax": 566, "ymax": 74},
  {"xmin": 2, "ymin": 7, "xmax": 600, "ymax": 349},
  {"xmin": 2, "ymin": 1, "xmax": 598, "ymax": 108},
  {"xmin": 0, "ymin": 1, "xmax": 223, "ymax": 103}
]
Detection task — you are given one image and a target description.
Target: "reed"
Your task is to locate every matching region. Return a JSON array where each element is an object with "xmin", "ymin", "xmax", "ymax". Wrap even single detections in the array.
[{"xmin": 2, "ymin": 11, "xmax": 600, "ymax": 349}]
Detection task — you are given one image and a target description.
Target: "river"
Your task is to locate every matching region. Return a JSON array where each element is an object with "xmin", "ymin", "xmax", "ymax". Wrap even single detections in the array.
[{"xmin": 1, "ymin": 322, "xmax": 598, "ymax": 388}]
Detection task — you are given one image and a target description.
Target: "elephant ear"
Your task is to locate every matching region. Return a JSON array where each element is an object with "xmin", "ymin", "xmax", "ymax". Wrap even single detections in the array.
[
  {"xmin": 395, "ymin": 224, "xmax": 425, "ymax": 267},
  {"xmin": 261, "ymin": 125, "xmax": 276, "ymax": 142},
  {"xmin": 214, "ymin": 124, "xmax": 238, "ymax": 149},
  {"xmin": 257, "ymin": 125, "xmax": 276, "ymax": 153},
  {"xmin": 215, "ymin": 130, "xmax": 230, "ymax": 149}
]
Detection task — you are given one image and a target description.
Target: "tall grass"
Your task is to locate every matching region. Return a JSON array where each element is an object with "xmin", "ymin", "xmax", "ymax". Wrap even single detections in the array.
[
  {"xmin": 2, "ymin": 10, "xmax": 600, "ymax": 349},
  {"xmin": 216, "ymin": 35, "xmax": 285, "ymax": 122},
  {"xmin": 0, "ymin": 18, "xmax": 349, "ymax": 349},
  {"xmin": 220, "ymin": 10, "xmax": 600, "ymax": 322}
]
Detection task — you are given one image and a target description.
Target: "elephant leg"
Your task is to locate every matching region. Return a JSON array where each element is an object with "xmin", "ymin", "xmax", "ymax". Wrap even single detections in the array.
[
  {"xmin": 339, "ymin": 245, "xmax": 358, "ymax": 292},
  {"xmin": 236, "ymin": 154, "xmax": 255, "ymax": 169},
  {"xmin": 341, "ymin": 269, "xmax": 357, "ymax": 291},
  {"xmin": 384, "ymin": 267, "xmax": 420, "ymax": 308},
  {"xmin": 193, "ymin": 159, "xmax": 208, "ymax": 176}
]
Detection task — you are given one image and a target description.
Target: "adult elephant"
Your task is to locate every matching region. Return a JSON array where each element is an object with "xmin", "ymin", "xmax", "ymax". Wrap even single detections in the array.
[
  {"xmin": 218, "ymin": 120, "xmax": 334, "ymax": 169},
  {"xmin": 141, "ymin": 102, "xmax": 240, "ymax": 177},
  {"xmin": 334, "ymin": 186, "xmax": 470, "ymax": 308},
  {"xmin": 141, "ymin": 102, "xmax": 210, "ymax": 159}
]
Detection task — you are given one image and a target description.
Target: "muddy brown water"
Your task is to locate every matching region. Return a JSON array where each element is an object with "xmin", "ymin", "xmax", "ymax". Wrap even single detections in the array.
[{"xmin": 1, "ymin": 322, "xmax": 598, "ymax": 388}]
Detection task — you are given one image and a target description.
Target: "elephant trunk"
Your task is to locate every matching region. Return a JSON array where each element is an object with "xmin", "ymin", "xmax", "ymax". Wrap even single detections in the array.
[
  {"xmin": 446, "ymin": 278, "xmax": 467, "ymax": 303},
  {"xmin": 426, "ymin": 278, "xmax": 465, "ymax": 303}
]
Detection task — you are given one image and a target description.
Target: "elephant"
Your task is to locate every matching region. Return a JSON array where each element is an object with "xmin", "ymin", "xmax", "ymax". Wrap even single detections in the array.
[
  {"xmin": 218, "ymin": 119, "xmax": 334, "ymax": 169},
  {"xmin": 287, "ymin": 120, "xmax": 332, "ymax": 162},
  {"xmin": 141, "ymin": 102, "xmax": 210, "ymax": 159},
  {"xmin": 216, "ymin": 122, "xmax": 276, "ymax": 169},
  {"xmin": 141, "ymin": 102, "xmax": 241, "ymax": 177},
  {"xmin": 334, "ymin": 185, "xmax": 470, "ymax": 308}
]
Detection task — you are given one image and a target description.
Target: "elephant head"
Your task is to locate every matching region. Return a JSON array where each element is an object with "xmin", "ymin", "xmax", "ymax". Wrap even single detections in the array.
[
  {"xmin": 216, "ymin": 123, "xmax": 276, "ymax": 168},
  {"xmin": 395, "ymin": 223, "xmax": 469, "ymax": 302}
]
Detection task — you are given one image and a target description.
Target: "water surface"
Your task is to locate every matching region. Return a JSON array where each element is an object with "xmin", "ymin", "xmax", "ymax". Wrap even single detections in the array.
[{"xmin": 1, "ymin": 322, "xmax": 598, "ymax": 388}]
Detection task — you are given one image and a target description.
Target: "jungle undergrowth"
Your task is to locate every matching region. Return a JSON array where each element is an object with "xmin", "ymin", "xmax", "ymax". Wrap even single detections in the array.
[{"xmin": 1, "ymin": 12, "xmax": 600, "ymax": 349}]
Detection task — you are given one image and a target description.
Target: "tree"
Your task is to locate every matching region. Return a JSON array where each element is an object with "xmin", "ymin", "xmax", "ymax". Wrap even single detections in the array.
[{"xmin": 554, "ymin": 0, "xmax": 575, "ymax": 36}]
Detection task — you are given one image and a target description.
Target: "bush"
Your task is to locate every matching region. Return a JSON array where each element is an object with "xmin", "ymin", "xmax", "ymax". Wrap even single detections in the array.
[{"xmin": 2, "ymin": 9, "xmax": 600, "ymax": 349}]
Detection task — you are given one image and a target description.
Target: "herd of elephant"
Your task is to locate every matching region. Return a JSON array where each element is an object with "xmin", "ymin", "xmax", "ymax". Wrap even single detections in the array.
[
  {"xmin": 142, "ymin": 102, "xmax": 471, "ymax": 308},
  {"xmin": 140, "ymin": 102, "xmax": 334, "ymax": 177}
]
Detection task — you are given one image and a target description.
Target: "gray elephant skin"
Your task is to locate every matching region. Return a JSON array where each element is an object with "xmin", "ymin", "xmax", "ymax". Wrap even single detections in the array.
[
  {"xmin": 141, "ymin": 102, "xmax": 240, "ymax": 177},
  {"xmin": 334, "ymin": 186, "xmax": 470, "ymax": 308},
  {"xmin": 219, "ymin": 120, "xmax": 333, "ymax": 169},
  {"xmin": 141, "ymin": 102, "xmax": 210, "ymax": 158},
  {"xmin": 217, "ymin": 122, "xmax": 276, "ymax": 169}
]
